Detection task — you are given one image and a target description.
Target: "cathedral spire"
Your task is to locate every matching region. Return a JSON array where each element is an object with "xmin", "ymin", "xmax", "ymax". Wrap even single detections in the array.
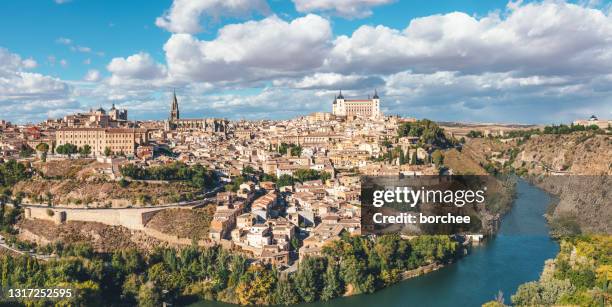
[
  {"xmin": 373, "ymin": 89, "xmax": 379, "ymax": 99},
  {"xmin": 170, "ymin": 89, "xmax": 179, "ymax": 121}
]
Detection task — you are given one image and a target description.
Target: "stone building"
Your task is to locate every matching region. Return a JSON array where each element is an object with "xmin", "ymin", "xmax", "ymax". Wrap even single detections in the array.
[
  {"xmin": 332, "ymin": 90, "xmax": 382, "ymax": 119},
  {"xmin": 55, "ymin": 127, "xmax": 148, "ymax": 156},
  {"xmin": 166, "ymin": 90, "xmax": 229, "ymax": 133}
]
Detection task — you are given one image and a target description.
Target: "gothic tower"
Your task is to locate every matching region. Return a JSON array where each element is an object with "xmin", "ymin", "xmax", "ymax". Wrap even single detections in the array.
[{"xmin": 170, "ymin": 89, "xmax": 179, "ymax": 122}]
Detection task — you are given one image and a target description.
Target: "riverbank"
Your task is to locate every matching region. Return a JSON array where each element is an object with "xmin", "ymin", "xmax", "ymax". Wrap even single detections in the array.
[{"xmin": 196, "ymin": 179, "xmax": 554, "ymax": 307}]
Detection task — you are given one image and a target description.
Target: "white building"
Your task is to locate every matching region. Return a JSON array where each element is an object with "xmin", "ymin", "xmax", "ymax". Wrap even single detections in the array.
[{"xmin": 332, "ymin": 90, "xmax": 382, "ymax": 119}]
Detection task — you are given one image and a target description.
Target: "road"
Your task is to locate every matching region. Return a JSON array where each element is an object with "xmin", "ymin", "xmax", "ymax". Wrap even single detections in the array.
[{"xmin": 0, "ymin": 234, "xmax": 55, "ymax": 261}]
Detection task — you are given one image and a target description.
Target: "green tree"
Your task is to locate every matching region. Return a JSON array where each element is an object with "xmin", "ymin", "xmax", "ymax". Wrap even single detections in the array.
[
  {"xmin": 277, "ymin": 174, "xmax": 295, "ymax": 187},
  {"xmin": 320, "ymin": 262, "xmax": 343, "ymax": 301},
  {"xmin": 432, "ymin": 149, "xmax": 444, "ymax": 167},
  {"xmin": 19, "ymin": 145, "xmax": 34, "ymax": 158},
  {"xmin": 35, "ymin": 142, "xmax": 49, "ymax": 153},
  {"xmin": 272, "ymin": 277, "xmax": 300, "ymax": 305},
  {"xmin": 410, "ymin": 151, "xmax": 418, "ymax": 165},
  {"xmin": 138, "ymin": 282, "xmax": 163, "ymax": 307},
  {"xmin": 104, "ymin": 146, "xmax": 112, "ymax": 157},
  {"xmin": 79, "ymin": 144, "xmax": 92, "ymax": 157},
  {"xmin": 296, "ymin": 257, "xmax": 326, "ymax": 302}
]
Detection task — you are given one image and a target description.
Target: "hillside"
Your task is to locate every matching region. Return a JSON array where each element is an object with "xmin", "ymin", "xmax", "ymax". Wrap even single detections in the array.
[
  {"xmin": 17, "ymin": 219, "xmax": 166, "ymax": 252},
  {"xmin": 510, "ymin": 132, "xmax": 611, "ymax": 234},
  {"xmin": 145, "ymin": 207, "xmax": 215, "ymax": 241},
  {"xmin": 514, "ymin": 133, "xmax": 611, "ymax": 175},
  {"xmin": 13, "ymin": 179, "xmax": 202, "ymax": 207}
]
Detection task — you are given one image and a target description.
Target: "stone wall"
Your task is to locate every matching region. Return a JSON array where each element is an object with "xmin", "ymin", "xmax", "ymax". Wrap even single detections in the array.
[{"xmin": 24, "ymin": 206, "xmax": 164, "ymax": 230}]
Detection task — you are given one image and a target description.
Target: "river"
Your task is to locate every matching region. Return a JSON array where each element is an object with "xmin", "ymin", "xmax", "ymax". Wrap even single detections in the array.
[{"xmin": 197, "ymin": 179, "xmax": 559, "ymax": 306}]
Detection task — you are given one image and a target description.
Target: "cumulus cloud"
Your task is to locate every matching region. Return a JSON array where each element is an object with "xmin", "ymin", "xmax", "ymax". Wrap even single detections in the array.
[
  {"xmin": 326, "ymin": 2, "xmax": 612, "ymax": 76},
  {"xmin": 84, "ymin": 69, "xmax": 101, "ymax": 82},
  {"xmin": 274, "ymin": 72, "xmax": 384, "ymax": 90},
  {"xmin": 107, "ymin": 52, "xmax": 167, "ymax": 83},
  {"xmin": 163, "ymin": 14, "xmax": 332, "ymax": 83},
  {"xmin": 22, "ymin": 58, "xmax": 37, "ymax": 69},
  {"xmin": 0, "ymin": 48, "xmax": 75, "ymax": 123},
  {"xmin": 293, "ymin": 0, "xmax": 394, "ymax": 18},
  {"xmin": 156, "ymin": 0, "xmax": 270, "ymax": 34}
]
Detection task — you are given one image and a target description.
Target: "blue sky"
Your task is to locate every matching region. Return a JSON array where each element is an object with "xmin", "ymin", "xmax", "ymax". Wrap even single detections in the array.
[{"xmin": 1, "ymin": 0, "xmax": 611, "ymax": 124}]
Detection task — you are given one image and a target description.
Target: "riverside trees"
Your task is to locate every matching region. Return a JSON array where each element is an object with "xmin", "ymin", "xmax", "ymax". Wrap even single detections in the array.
[{"xmin": 0, "ymin": 234, "xmax": 461, "ymax": 306}]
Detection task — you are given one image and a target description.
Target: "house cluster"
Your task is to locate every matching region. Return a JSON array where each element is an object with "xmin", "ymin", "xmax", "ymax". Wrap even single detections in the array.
[{"xmin": 207, "ymin": 175, "xmax": 362, "ymax": 267}]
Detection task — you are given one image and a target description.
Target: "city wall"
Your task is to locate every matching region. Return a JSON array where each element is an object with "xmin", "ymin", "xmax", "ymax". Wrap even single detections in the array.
[{"xmin": 24, "ymin": 206, "xmax": 164, "ymax": 230}]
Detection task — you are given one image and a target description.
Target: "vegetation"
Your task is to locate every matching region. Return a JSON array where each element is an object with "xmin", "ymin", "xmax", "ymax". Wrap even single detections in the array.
[
  {"xmin": 467, "ymin": 130, "xmax": 484, "ymax": 138},
  {"xmin": 499, "ymin": 124, "xmax": 606, "ymax": 141},
  {"xmin": 35, "ymin": 143, "xmax": 49, "ymax": 153},
  {"xmin": 78, "ymin": 144, "xmax": 92, "ymax": 157},
  {"xmin": 0, "ymin": 159, "xmax": 32, "ymax": 188},
  {"xmin": 120, "ymin": 162, "xmax": 216, "ymax": 189},
  {"xmin": 431, "ymin": 149, "xmax": 444, "ymax": 167},
  {"xmin": 277, "ymin": 174, "xmax": 295, "ymax": 188},
  {"xmin": 55, "ymin": 143, "xmax": 78, "ymax": 156},
  {"xmin": 19, "ymin": 145, "xmax": 35, "ymax": 158},
  {"xmin": 512, "ymin": 235, "xmax": 611, "ymax": 306},
  {"xmin": 397, "ymin": 119, "xmax": 449, "ymax": 147},
  {"xmin": 0, "ymin": 234, "xmax": 461, "ymax": 306},
  {"xmin": 278, "ymin": 143, "xmax": 302, "ymax": 156}
]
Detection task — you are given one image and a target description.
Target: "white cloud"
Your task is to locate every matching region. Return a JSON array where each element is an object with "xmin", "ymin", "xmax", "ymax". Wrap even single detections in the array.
[
  {"xmin": 71, "ymin": 45, "xmax": 92, "ymax": 53},
  {"xmin": 56, "ymin": 37, "xmax": 103, "ymax": 56},
  {"xmin": 21, "ymin": 58, "xmax": 37, "ymax": 69},
  {"xmin": 107, "ymin": 52, "xmax": 167, "ymax": 82},
  {"xmin": 0, "ymin": 48, "xmax": 75, "ymax": 123},
  {"xmin": 56, "ymin": 37, "xmax": 72, "ymax": 45},
  {"xmin": 274, "ymin": 72, "xmax": 383, "ymax": 90},
  {"xmin": 293, "ymin": 0, "xmax": 394, "ymax": 18},
  {"xmin": 326, "ymin": 2, "xmax": 612, "ymax": 76},
  {"xmin": 163, "ymin": 14, "xmax": 332, "ymax": 83},
  {"xmin": 84, "ymin": 69, "xmax": 101, "ymax": 82},
  {"xmin": 156, "ymin": 0, "xmax": 270, "ymax": 34}
]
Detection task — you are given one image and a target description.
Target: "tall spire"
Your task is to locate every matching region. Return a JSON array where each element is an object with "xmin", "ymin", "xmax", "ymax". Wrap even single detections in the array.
[
  {"xmin": 373, "ymin": 89, "xmax": 379, "ymax": 99},
  {"xmin": 170, "ymin": 88, "xmax": 179, "ymax": 121},
  {"xmin": 337, "ymin": 90, "xmax": 344, "ymax": 99}
]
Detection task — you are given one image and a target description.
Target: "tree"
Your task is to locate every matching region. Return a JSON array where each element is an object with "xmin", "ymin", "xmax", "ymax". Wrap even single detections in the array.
[
  {"xmin": 432, "ymin": 149, "xmax": 444, "ymax": 167},
  {"xmin": 296, "ymin": 257, "xmax": 326, "ymax": 302},
  {"xmin": 410, "ymin": 151, "xmax": 418, "ymax": 165},
  {"xmin": 35, "ymin": 142, "xmax": 49, "ymax": 153},
  {"xmin": 79, "ymin": 144, "xmax": 92, "ymax": 157},
  {"xmin": 398, "ymin": 148, "xmax": 406, "ymax": 165},
  {"xmin": 277, "ymin": 174, "xmax": 295, "ymax": 187},
  {"xmin": 138, "ymin": 282, "xmax": 163, "ymax": 307},
  {"xmin": 56, "ymin": 143, "xmax": 78, "ymax": 157},
  {"xmin": 235, "ymin": 264, "xmax": 276, "ymax": 305},
  {"xmin": 272, "ymin": 277, "xmax": 300, "ymax": 305},
  {"xmin": 19, "ymin": 145, "xmax": 34, "ymax": 158},
  {"xmin": 104, "ymin": 146, "xmax": 112, "ymax": 157},
  {"xmin": 320, "ymin": 262, "xmax": 343, "ymax": 301}
]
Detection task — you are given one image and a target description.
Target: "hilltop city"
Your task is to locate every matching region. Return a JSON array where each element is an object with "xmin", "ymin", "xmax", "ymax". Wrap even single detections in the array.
[{"xmin": 0, "ymin": 91, "xmax": 609, "ymax": 269}]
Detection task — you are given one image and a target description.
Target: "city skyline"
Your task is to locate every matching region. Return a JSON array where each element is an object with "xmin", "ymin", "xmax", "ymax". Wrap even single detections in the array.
[{"xmin": 1, "ymin": 0, "xmax": 612, "ymax": 124}]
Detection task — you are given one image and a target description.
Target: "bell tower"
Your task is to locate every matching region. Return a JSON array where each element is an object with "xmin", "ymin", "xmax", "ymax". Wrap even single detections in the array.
[{"xmin": 170, "ymin": 89, "xmax": 179, "ymax": 122}]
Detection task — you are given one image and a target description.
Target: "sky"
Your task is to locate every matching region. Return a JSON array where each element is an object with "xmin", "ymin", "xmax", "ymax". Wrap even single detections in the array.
[{"xmin": 0, "ymin": 0, "xmax": 611, "ymax": 124}]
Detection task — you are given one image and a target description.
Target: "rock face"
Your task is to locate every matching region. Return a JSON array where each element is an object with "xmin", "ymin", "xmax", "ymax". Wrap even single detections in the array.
[
  {"xmin": 535, "ymin": 176, "xmax": 611, "ymax": 234},
  {"xmin": 514, "ymin": 133, "xmax": 611, "ymax": 234},
  {"xmin": 515, "ymin": 133, "xmax": 611, "ymax": 175}
]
